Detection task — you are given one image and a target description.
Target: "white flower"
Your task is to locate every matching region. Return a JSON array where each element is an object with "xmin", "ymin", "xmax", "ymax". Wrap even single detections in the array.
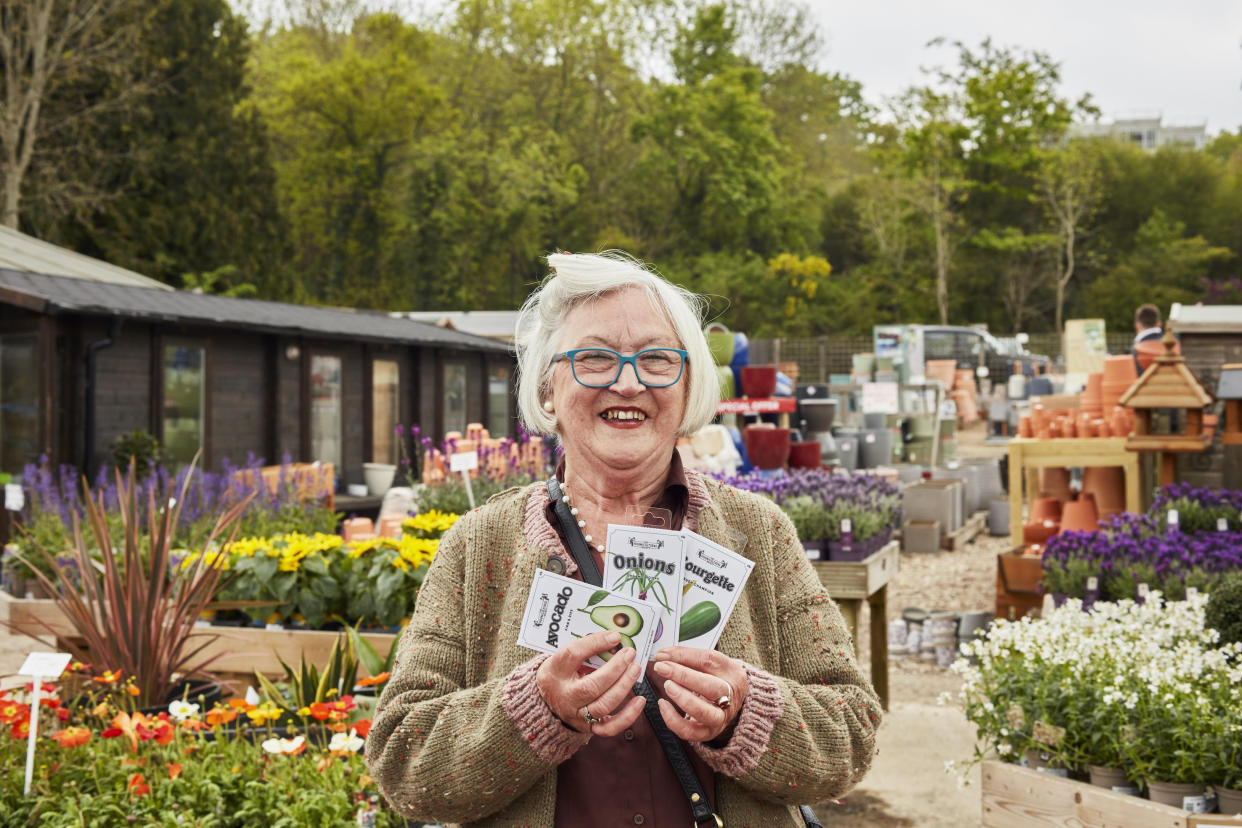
[
  {"xmin": 328, "ymin": 729, "xmax": 365, "ymax": 753},
  {"xmin": 260, "ymin": 735, "xmax": 305, "ymax": 755},
  {"xmin": 167, "ymin": 700, "xmax": 199, "ymax": 721}
]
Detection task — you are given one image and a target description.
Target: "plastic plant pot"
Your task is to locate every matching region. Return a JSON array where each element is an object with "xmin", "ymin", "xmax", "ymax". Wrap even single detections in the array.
[
  {"xmin": 740, "ymin": 365, "xmax": 778, "ymax": 398},
  {"xmin": 743, "ymin": 426, "xmax": 790, "ymax": 469}
]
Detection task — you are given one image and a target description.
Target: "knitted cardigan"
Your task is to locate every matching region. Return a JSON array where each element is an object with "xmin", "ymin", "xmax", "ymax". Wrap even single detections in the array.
[{"xmin": 365, "ymin": 472, "xmax": 882, "ymax": 827}]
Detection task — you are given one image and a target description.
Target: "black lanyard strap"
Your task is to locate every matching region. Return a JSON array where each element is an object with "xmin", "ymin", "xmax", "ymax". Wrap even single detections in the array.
[{"xmin": 546, "ymin": 478, "xmax": 721, "ymax": 827}]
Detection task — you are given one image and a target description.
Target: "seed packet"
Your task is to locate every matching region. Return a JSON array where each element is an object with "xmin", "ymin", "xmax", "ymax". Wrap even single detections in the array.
[
  {"xmin": 603, "ymin": 525, "xmax": 685, "ymax": 654},
  {"xmin": 516, "ymin": 569, "xmax": 662, "ymax": 669},
  {"xmin": 677, "ymin": 530, "xmax": 755, "ymax": 651}
]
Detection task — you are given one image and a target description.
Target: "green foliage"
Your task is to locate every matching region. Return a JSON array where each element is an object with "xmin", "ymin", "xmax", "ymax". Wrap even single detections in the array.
[
  {"xmin": 256, "ymin": 633, "xmax": 359, "ymax": 711},
  {"xmin": 1205, "ymin": 573, "xmax": 1242, "ymax": 649},
  {"xmin": 108, "ymin": 430, "xmax": 163, "ymax": 478}
]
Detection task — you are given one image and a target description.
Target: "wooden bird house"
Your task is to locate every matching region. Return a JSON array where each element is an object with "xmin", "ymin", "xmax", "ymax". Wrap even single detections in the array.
[{"xmin": 1120, "ymin": 329, "xmax": 1214, "ymax": 486}]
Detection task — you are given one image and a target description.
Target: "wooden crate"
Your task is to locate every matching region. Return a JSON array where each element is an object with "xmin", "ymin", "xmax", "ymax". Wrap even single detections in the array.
[
  {"xmin": 943, "ymin": 510, "xmax": 987, "ymax": 551},
  {"xmin": 0, "ymin": 589, "xmax": 75, "ymax": 639},
  {"xmin": 982, "ymin": 760, "xmax": 1242, "ymax": 827},
  {"xmin": 996, "ymin": 549, "xmax": 1045, "ymax": 620}
]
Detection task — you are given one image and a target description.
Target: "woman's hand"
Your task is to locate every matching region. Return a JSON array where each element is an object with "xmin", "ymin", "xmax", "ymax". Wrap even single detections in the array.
[
  {"xmin": 651, "ymin": 646, "xmax": 749, "ymax": 744},
  {"xmin": 535, "ymin": 631, "xmax": 646, "ymax": 737}
]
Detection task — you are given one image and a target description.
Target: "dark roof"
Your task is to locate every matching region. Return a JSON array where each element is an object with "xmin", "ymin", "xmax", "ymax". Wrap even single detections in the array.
[{"xmin": 0, "ymin": 268, "xmax": 510, "ymax": 353}]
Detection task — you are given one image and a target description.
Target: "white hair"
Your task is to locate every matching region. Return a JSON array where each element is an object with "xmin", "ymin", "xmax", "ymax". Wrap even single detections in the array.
[{"xmin": 514, "ymin": 251, "xmax": 719, "ymax": 438}]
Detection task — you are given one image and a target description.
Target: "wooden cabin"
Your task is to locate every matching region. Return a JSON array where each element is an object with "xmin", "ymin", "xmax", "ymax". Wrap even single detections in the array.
[{"xmin": 0, "ymin": 228, "xmax": 514, "ymax": 494}]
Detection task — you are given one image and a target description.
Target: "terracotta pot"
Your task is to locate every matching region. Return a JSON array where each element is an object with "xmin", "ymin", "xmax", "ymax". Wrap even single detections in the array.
[
  {"xmin": 1030, "ymin": 404, "xmax": 1048, "ymax": 432},
  {"xmin": 788, "ymin": 441, "xmax": 822, "ymax": 469},
  {"xmin": 1019, "ymin": 416, "xmax": 1033, "ymax": 438},
  {"xmin": 1083, "ymin": 466, "xmax": 1125, "ymax": 515},
  {"xmin": 925, "ymin": 359, "xmax": 957, "ymax": 388},
  {"xmin": 1204, "ymin": 412, "xmax": 1218, "ymax": 441},
  {"xmin": 1103, "ymin": 355, "xmax": 1138, "ymax": 384},
  {"xmin": 743, "ymin": 425, "xmax": 790, "ymax": 469},
  {"xmin": 1060, "ymin": 499, "xmax": 1099, "ymax": 532},
  {"xmin": 1023, "ymin": 519, "xmax": 1060, "ymax": 545},
  {"xmin": 1146, "ymin": 780, "xmax": 1206, "ymax": 810},
  {"xmin": 1030, "ymin": 497, "xmax": 1062, "ymax": 522},
  {"xmin": 1135, "ymin": 338, "xmax": 1179, "ymax": 371},
  {"xmin": 1038, "ymin": 467, "xmax": 1072, "ymax": 502},
  {"xmin": 1084, "ymin": 372, "xmax": 1103, "ymax": 401},
  {"xmin": 1024, "ymin": 543, "xmax": 1044, "ymax": 557},
  {"xmin": 1096, "ymin": 419, "xmax": 1112, "ymax": 438},
  {"xmin": 740, "ymin": 365, "xmax": 777, "ymax": 398},
  {"xmin": 1112, "ymin": 406, "xmax": 1131, "ymax": 437},
  {"xmin": 1080, "ymin": 491, "xmax": 1098, "ymax": 513}
]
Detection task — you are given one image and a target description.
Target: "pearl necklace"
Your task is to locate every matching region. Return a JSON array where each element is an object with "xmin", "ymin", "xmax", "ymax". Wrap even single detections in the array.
[{"xmin": 560, "ymin": 483, "xmax": 606, "ymax": 554}]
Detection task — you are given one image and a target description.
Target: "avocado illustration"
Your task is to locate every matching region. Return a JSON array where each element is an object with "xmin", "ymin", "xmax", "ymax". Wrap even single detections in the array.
[
  {"xmin": 599, "ymin": 632, "xmax": 636, "ymax": 661},
  {"xmin": 584, "ymin": 604, "xmax": 644, "ymax": 636}
]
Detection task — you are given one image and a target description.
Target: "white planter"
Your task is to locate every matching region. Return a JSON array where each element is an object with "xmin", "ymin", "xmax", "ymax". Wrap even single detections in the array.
[{"xmin": 362, "ymin": 463, "xmax": 397, "ymax": 496}]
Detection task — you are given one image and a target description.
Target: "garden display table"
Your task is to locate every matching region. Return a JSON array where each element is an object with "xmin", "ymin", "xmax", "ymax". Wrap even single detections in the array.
[
  {"xmin": 717, "ymin": 397, "xmax": 797, "ymax": 427},
  {"xmin": 981, "ymin": 760, "xmax": 1242, "ymax": 827},
  {"xmin": 811, "ymin": 539, "xmax": 899, "ymax": 710},
  {"xmin": 1006, "ymin": 437, "xmax": 1141, "ymax": 547}
]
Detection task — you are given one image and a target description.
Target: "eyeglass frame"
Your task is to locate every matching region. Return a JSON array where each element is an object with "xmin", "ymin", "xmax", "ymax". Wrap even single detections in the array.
[{"xmin": 551, "ymin": 347, "xmax": 690, "ymax": 388}]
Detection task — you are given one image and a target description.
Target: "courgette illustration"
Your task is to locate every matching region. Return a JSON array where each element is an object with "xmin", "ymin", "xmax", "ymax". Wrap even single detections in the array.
[{"xmin": 678, "ymin": 600, "xmax": 721, "ymax": 641}]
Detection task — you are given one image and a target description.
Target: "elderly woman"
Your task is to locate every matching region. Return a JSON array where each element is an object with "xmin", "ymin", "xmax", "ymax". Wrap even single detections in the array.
[{"xmin": 366, "ymin": 252, "xmax": 881, "ymax": 826}]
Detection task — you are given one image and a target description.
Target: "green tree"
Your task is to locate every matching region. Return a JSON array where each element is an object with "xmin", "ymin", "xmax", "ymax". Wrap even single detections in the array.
[
  {"xmin": 1083, "ymin": 208, "xmax": 1234, "ymax": 331},
  {"xmin": 1036, "ymin": 138, "xmax": 1103, "ymax": 334}
]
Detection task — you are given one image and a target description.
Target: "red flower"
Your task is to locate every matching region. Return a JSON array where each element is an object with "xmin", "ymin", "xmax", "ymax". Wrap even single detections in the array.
[
  {"xmin": 167, "ymin": 762, "xmax": 183, "ymax": 780},
  {"xmin": 56, "ymin": 707, "xmax": 69, "ymax": 723},
  {"xmin": 127, "ymin": 773, "xmax": 149, "ymax": 798},
  {"xmin": 11, "ymin": 719, "xmax": 31, "ymax": 739},
  {"xmin": 0, "ymin": 701, "xmax": 29, "ymax": 724},
  {"xmin": 352, "ymin": 718, "xmax": 372, "ymax": 738},
  {"xmin": 101, "ymin": 727, "xmax": 123, "ymax": 739},
  {"xmin": 23, "ymin": 681, "xmax": 57, "ymax": 694}
]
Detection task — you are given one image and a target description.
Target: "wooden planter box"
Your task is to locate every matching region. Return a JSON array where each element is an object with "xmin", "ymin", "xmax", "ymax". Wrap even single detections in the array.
[
  {"xmin": 2, "ymin": 589, "xmax": 398, "ymax": 680},
  {"xmin": 997, "ymin": 548, "xmax": 1044, "ymax": 620},
  {"xmin": 982, "ymin": 760, "xmax": 1242, "ymax": 827}
]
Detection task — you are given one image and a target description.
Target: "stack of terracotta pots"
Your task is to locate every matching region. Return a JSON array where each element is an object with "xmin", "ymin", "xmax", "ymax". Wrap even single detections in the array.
[
  {"xmin": 1082, "ymin": 466, "xmax": 1126, "ymax": 518},
  {"xmin": 1020, "ymin": 487, "xmax": 1103, "ymax": 556}
]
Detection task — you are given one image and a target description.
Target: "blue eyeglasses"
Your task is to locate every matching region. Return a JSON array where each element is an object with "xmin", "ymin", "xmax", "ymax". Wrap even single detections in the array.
[{"xmin": 552, "ymin": 347, "xmax": 689, "ymax": 388}]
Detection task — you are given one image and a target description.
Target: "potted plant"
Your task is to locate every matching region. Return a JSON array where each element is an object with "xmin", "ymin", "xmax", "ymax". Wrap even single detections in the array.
[{"xmin": 5, "ymin": 458, "xmax": 251, "ymax": 710}]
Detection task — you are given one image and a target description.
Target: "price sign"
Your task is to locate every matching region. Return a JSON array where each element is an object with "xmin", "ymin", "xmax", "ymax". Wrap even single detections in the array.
[
  {"xmin": 18, "ymin": 652, "xmax": 71, "ymax": 678},
  {"xmin": 4, "ymin": 484, "xmax": 23, "ymax": 512},
  {"xmin": 449, "ymin": 451, "xmax": 478, "ymax": 473},
  {"xmin": 861, "ymin": 382, "xmax": 899, "ymax": 415}
]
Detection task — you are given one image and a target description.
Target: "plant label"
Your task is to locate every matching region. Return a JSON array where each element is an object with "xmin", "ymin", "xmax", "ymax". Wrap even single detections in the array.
[
  {"xmin": 678, "ymin": 530, "xmax": 754, "ymax": 651},
  {"xmin": 4, "ymin": 483, "xmax": 22, "ymax": 512},
  {"xmin": 1167, "ymin": 509, "xmax": 1179, "ymax": 528},
  {"xmin": 604, "ymin": 525, "xmax": 685, "ymax": 654},
  {"xmin": 18, "ymin": 652, "xmax": 71, "ymax": 678},
  {"xmin": 516, "ymin": 569, "xmax": 661, "ymax": 669},
  {"xmin": 861, "ymin": 382, "xmax": 899, "ymax": 414},
  {"xmin": 449, "ymin": 451, "xmax": 478, "ymax": 472}
]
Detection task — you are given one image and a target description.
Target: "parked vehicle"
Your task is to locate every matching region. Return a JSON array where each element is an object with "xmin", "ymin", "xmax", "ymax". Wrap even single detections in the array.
[{"xmin": 873, "ymin": 324, "xmax": 1050, "ymax": 383}]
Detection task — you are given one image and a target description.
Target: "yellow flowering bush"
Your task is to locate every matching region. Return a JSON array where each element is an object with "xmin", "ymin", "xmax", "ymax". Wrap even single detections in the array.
[{"xmin": 190, "ymin": 511, "xmax": 457, "ymax": 629}]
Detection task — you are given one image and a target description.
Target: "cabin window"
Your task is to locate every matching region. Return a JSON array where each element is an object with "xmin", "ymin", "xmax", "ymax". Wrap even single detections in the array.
[
  {"xmin": 371, "ymin": 359, "xmax": 400, "ymax": 463},
  {"xmin": 0, "ymin": 334, "xmax": 38, "ymax": 471},
  {"xmin": 162, "ymin": 345, "xmax": 206, "ymax": 466},
  {"xmin": 487, "ymin": 363, "xmax": 511, "ymax": 438},
  {"xmin": 310, "ymin": 354, "xmax": 343, "ymax": 471},
  {"xmin": 442, "ymin": 360, "xmax": 468, "ymax": 436}
]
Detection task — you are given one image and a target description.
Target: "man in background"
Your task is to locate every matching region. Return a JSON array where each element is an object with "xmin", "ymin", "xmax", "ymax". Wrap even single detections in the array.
[{"xmin": 1131, "ymin": 303, "xmax": 1163, "ymax": 373}]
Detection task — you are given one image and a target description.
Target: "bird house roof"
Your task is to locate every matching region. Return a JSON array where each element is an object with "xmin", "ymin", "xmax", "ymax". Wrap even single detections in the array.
[{"xmin": 1119, "ymin": 330, "xmax": 1214, "ymax": 409}]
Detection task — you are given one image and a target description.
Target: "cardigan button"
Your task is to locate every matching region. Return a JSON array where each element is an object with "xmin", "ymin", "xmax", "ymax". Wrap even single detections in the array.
[
  {"xmin": 632, "ymin": 815, "xmax": 645, "ymax": 825},
  {"xmin": 623, "ymin": 729, "xmax": 635, "ymax": 741}
]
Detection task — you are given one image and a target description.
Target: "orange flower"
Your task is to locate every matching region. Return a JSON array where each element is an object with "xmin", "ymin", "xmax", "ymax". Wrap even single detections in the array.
[
  {"xmin": 125, "ymin": 686, "xmax": 141, "ymax": 697},
  {"xmin": 167, "ymin": 762, "xmax": 183, "ymax": 780},
  {"xmin": 127, "ymin": 773, "xmax": 149, "ymax": 798},
  {"xmin": 358, "ymin": 774, "xmax": 374, "ymax": 789},
  {"xmin": 51, "ymin": 726, "xmax": 91, "ymax": 748},
  {"xmin": 179, "ymin": 719, "xmax": 205, "ymax": 732},
  {"xmin": 93, "ymin": 669, "xmax": 122, "ymax": 684},
  {"xmin": 66, "ymin": 661, "xmax": 90, "ymax": 673},
  {"xmin": 206, "ymin": 708, "xmax": 237, "ymax": 727},
  {"xmin": 357, "ymin": 672, "xmax": 389, "ymax": 687},
  {"xmin": 109, "ymin": 711, "xmax": 142, "ymax": 753},
  {"xmin": 307, "ymin": 703, "xmax": 333, "ymax": 721},
  {"xmin": 330, "ymin": 695, "xmax": 357, "ymax": 712},
  {"xmin": 10, "ymin": 719, "xmax": 31, "ymax": 739},
  {"xmin": 352, "ymin": 718, "xmax": 372, "ymax": 738},
  {"xmin": 227, "ymin": 698, "xmax": 254, "ymax": 711},
  {"xmin": 316, "ymin": 756, "xmax": 333, "ymax": 773}
]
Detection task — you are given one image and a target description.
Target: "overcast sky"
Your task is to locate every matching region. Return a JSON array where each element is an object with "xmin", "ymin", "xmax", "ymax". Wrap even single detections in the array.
[{"xmin": 809, "ymin": 0, "xmax": 1242, "ymax": 134}]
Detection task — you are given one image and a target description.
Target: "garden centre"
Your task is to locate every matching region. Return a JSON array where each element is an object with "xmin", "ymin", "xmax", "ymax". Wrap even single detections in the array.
[{"xmin": 1, "ymin": 312, "xmax": 1241, "ymax": 826}]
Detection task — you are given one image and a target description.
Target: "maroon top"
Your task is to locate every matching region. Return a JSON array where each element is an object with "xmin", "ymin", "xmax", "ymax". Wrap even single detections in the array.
[{"xmin": 547, "ymin": 454, "xmax": 717, "ymax": 828}]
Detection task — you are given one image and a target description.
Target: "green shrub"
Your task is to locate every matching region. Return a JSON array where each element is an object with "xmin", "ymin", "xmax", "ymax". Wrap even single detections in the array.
[{"xmin": 1205, "ymin": 572, "xmax": 1242, "ymax": 648}]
